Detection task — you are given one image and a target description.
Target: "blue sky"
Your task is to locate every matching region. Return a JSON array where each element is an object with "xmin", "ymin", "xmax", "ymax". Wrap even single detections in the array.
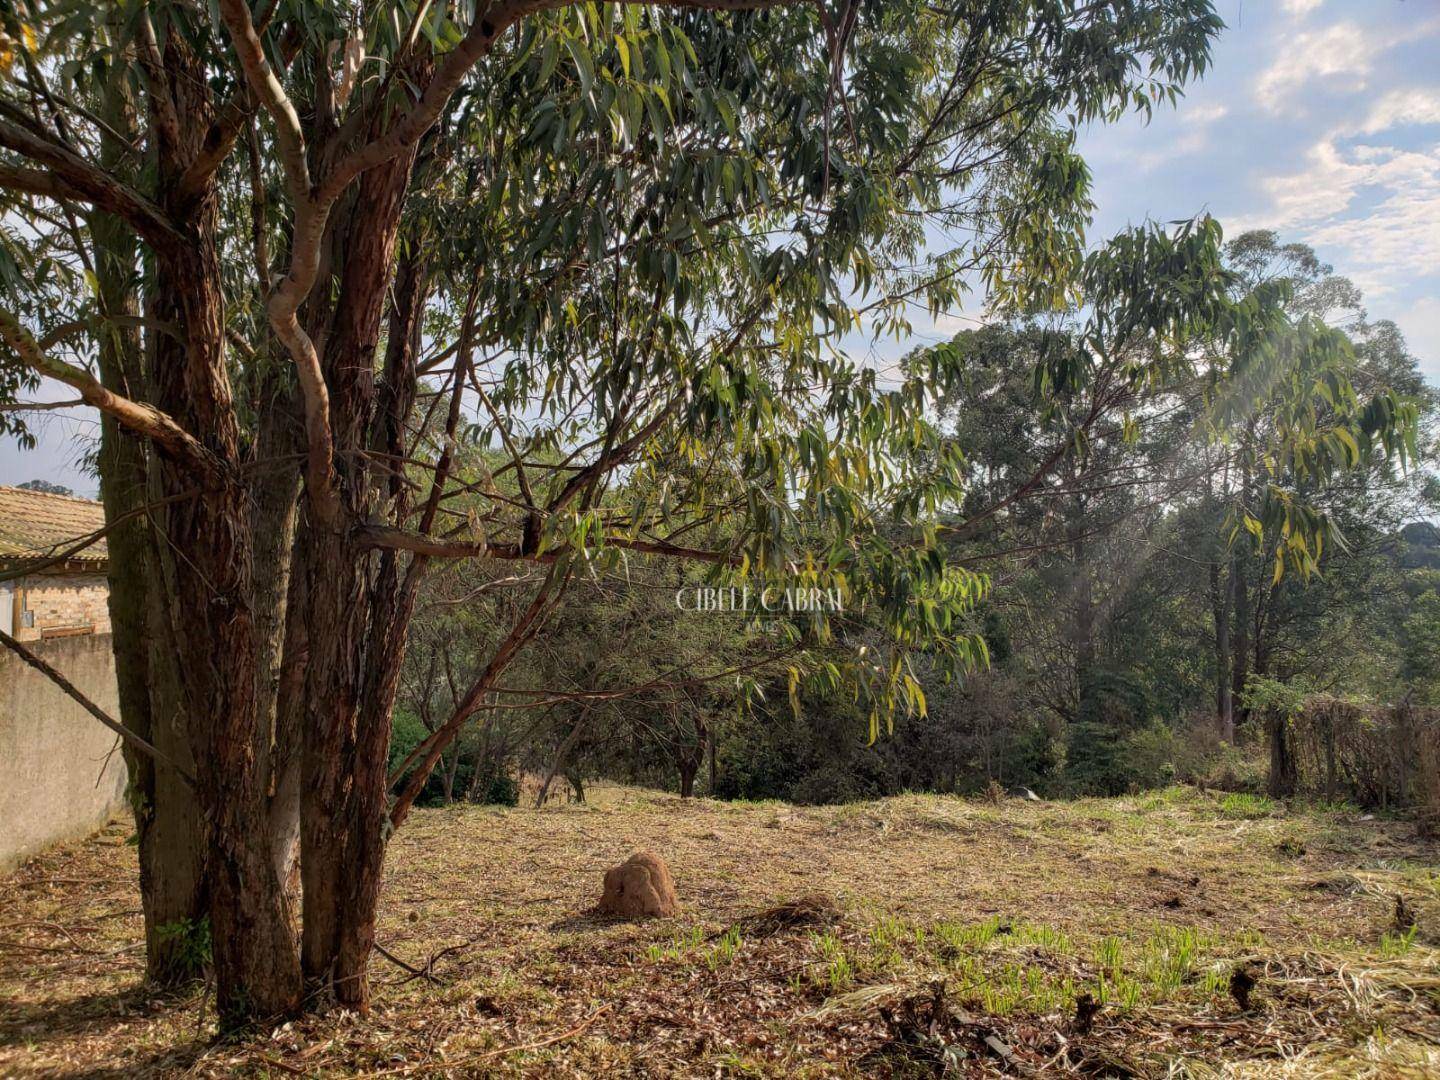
[
  {"xmin": 1079, "ymin": 0, "xmax": 1440, "ymax": 382},
  {"xmin": 2, "ymin": 0, "xmax": 1438, "ymax": 495}
]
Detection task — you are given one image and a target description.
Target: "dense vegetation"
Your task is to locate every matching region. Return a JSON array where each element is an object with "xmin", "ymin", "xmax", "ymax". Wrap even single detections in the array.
[{"xmin": 394, "ymin": 235, "xmax": 1439, "ymax": 809}]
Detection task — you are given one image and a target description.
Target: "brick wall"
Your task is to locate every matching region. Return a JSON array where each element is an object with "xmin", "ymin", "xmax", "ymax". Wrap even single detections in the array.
[{"xmin": 8, "ymin": 572, "xmax": 111, "ymax": 642}]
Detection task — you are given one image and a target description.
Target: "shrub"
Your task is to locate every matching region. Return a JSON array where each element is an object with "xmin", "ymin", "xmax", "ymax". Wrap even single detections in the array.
[
  {"xmin": 469, "ymin": 756, "xmax": 520, "ymax": 806},
  {"xmin": 1118, "ymin": 722, "xmax": 1180, "ymax": 789},
  {"xmin": 1218, "ymin": 793, "xmax": 1276, "ymax": 819},
  {"xmin": 1066, "ymin": 670, "xmax": 1160, "ymax": 795},
  {"xmin": 389, "ymin": 708, "xmax": 429, "ymax": 776}
]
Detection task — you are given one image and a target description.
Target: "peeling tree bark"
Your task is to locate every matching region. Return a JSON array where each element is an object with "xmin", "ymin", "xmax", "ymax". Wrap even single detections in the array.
[
  {"xmin": 145, "ymin": 28, "xmax": 300, "ymax": 1023},
  {"xmin": 92, "ymin": 49, "xmax": 212, "ymax": 988}
]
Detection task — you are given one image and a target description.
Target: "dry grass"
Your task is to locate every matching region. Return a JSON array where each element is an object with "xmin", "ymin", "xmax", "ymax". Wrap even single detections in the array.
[{"xmin": 2, "ymin": 784, "xmax": 1438, "ymax": 1077}]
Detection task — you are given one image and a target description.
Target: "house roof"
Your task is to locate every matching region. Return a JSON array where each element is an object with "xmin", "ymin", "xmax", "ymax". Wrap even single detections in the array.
[{"xmin": 0, "ymin": 486, "xmax": 108, "ymax": 567}]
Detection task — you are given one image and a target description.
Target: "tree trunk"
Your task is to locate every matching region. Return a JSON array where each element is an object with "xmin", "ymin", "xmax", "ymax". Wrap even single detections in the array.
[
  {"xmin": 1232, "ymin": 448, "xmax": 1254, "ymax": 728},
  {"xmin": 297, "ymin": 136, "xmax": 424, "ymax": 1011},
  {"xmin": 92, "ymin": 205, "xmax": 212, "ymax": 986},
  {"xmin": 1230, "ymin": 550, "xmax": 1251, "ymax": 728},
  {"xmin": 1068, "ymin": 484, "xmax": 1097, "ymax": 721},
  {"xmin": 676, "ymin": 714, "xmax": 708, "ymax": 798},
  {"xmin": 240, "ymin": 352, "xmax": 305, "ymax": 896},
  {"xmin": 146, "ymin": 29, "xmax": 300, "ymax": 1022},
  {"xmin": 90, "ymin": 42, "xmax": 215, "ymax": 988},
  {"xmin": 269, "ymin": 529, "xmax": 309, "ymax": 899},
  {"xmin": 1209, "ymin": 560, "xmax": 1234, "ymax": 743},
  {"xmin": 538, "ymin": 708, "xmax": 590, "ymax": 807},
  {"xmin": 442, "ymin": 747, "xmax": 459, "ymax": 804},
  {"xmin": 1267, "ymin": 709, "xmax": 1297, "ymax": 798},
  {"xmin": 465, "ymin": 735, "xmax": 495, "ymax": 802},
  {"xmin": 678, "ymin": 760, "xmax": 698, "ymax": 798}
]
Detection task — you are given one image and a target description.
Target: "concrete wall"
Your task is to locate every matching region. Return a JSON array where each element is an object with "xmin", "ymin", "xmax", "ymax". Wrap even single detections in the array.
[{"xmin": 0, "ymin": 633, "xmax": 129, "ymax": 871}]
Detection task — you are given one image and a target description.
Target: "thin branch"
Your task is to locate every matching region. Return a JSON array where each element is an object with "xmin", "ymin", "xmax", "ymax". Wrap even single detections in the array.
[
  {"xmin": 0, "ymin": 489, "xmax": 204, "ymax": 585},
  {"xmin": 359, "ymin": 523, "xmax": 738, "ymax": 565},
  {"xmin": 0, "ymin": 397, "xmax": 85, "ymax": 411},
  {"xmin": 0, "ymin": 628, "xmax": 195, "ymax": 787},
  {"xmin": 388, "ymin": 565, "xmax": 568, "ymax": 827}
]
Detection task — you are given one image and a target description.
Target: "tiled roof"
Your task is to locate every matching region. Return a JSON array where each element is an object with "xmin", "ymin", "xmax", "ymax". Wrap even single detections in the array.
[{"xmin": 0, "ymin": 486, "xmax": 107, "ymax": 566}]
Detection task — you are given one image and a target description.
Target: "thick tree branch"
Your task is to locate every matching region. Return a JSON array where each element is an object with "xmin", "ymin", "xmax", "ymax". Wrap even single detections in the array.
[
  {"xmin": 316, "ymin": 0, "xmax": 553, "ymax": 204},
  {"xmin": 0, "ymin": 119, "xmax": 181, "ymax": 251},
  {"xmin": 0, "ymin": 306, "xmax": 218, "ymax": 477},
  {"xmin": 216, "ymin": 0, "xmax": 310, "ymax": 197},
  {"xmin": 174, "ymin": 96, "xmax": 252, "ymax": 203},
  {"xmin": 216, "ymin": 0, "xmax": 340, "ymax": 523},
  {"xmin": 217, "ymin": 0, "xmax": 807, "ymax": 528},
  {"xmin": 0, "ymin": 161, "xmax": 70, "ymax": 201},
  {"xmin": 134, "ymin": 12, "xmax": 181, "ymax": 150}
]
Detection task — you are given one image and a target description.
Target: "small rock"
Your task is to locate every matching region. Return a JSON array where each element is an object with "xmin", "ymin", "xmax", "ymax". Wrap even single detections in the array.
[
  {"xmin": 982, "ymin": 1033, "xmax": 1016, "ymax": 1063},
  {"xmin": 598, "ymin": 849, "xmax": 679, "ymax": 919}
]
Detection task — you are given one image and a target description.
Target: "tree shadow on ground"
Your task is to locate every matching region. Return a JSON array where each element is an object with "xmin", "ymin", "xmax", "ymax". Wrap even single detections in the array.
[
  {"xmin": 0, "ymin": 983, "xmax": 152, "ymax": 1045},
  {"xmin": 547, "ymin": 909, "xmax": 632, "ymax": 933},
  {"xmin": 48, "ymin": 1037, "xmax": 214, "ymax": 1080},
  {"xmin": 0, "ymin": 982, "xmax": 215, "ymax": 1077}
]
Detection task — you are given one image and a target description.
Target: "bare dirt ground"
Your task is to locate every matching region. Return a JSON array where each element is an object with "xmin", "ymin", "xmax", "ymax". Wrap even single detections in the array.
[{"xmin": 2, "ymin": 785, "xmax": 1438, "ymax": 1077}]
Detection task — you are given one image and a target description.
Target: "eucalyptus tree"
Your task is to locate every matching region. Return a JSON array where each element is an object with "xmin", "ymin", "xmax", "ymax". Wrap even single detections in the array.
[
  {"xmin": 0, "ymin": 0, "xmax": 1335, "ymax": 1024},
  {"xmin": 1192, "ymin": 233, "xmax": 1434, "ymax": 739},
  {"xmin": 900, "ymin": 229, "xmax": 1423, "ymax": 785}
]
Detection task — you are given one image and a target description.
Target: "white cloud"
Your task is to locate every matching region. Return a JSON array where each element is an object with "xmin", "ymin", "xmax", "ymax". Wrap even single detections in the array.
[
  {"xmin": 1135, "ymin": 129, "xmax": 1212, "ymax": 173},
  {"xmin": 1130, "ymin": 102, "xmax": 1228, "ymax": 172},
  {"xmin": 1235, "ymin": 80, "xmax": 1440, "ymax": 302},
  {"xmin": 1185, "ymin": 102, "xmax": 1230, "ymax": 125},
  {"xmin": 1254, "ymin": 20, "xmax": 1440, "ymax": 111},
  {"xmin": 1282, "ymin": 0, "xmax": 1325, "ymax": 15},
  {"xmin": 1249, "ymin": 140, "xmax": 1440, "ymax": 299},
  {"xmin": 929, "ymin": 311, "xmax": 986, "ymax": 336},
  {"xmin": 1396, "ymin": 296, "xmax": 1440, "ymax": 384},
  {"xmin": 1359, "ymin": 88, "xmax": 1440, "ymax": 134},
  {"xmin": 1256, "ymin": 22, "xmax": 1377, "ymax": 109}
]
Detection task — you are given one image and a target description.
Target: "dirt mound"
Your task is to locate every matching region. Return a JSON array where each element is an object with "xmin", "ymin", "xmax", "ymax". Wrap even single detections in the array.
[{"xmin": 598, "ymin": 849, "xmax": 678, "ymax": 918}]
